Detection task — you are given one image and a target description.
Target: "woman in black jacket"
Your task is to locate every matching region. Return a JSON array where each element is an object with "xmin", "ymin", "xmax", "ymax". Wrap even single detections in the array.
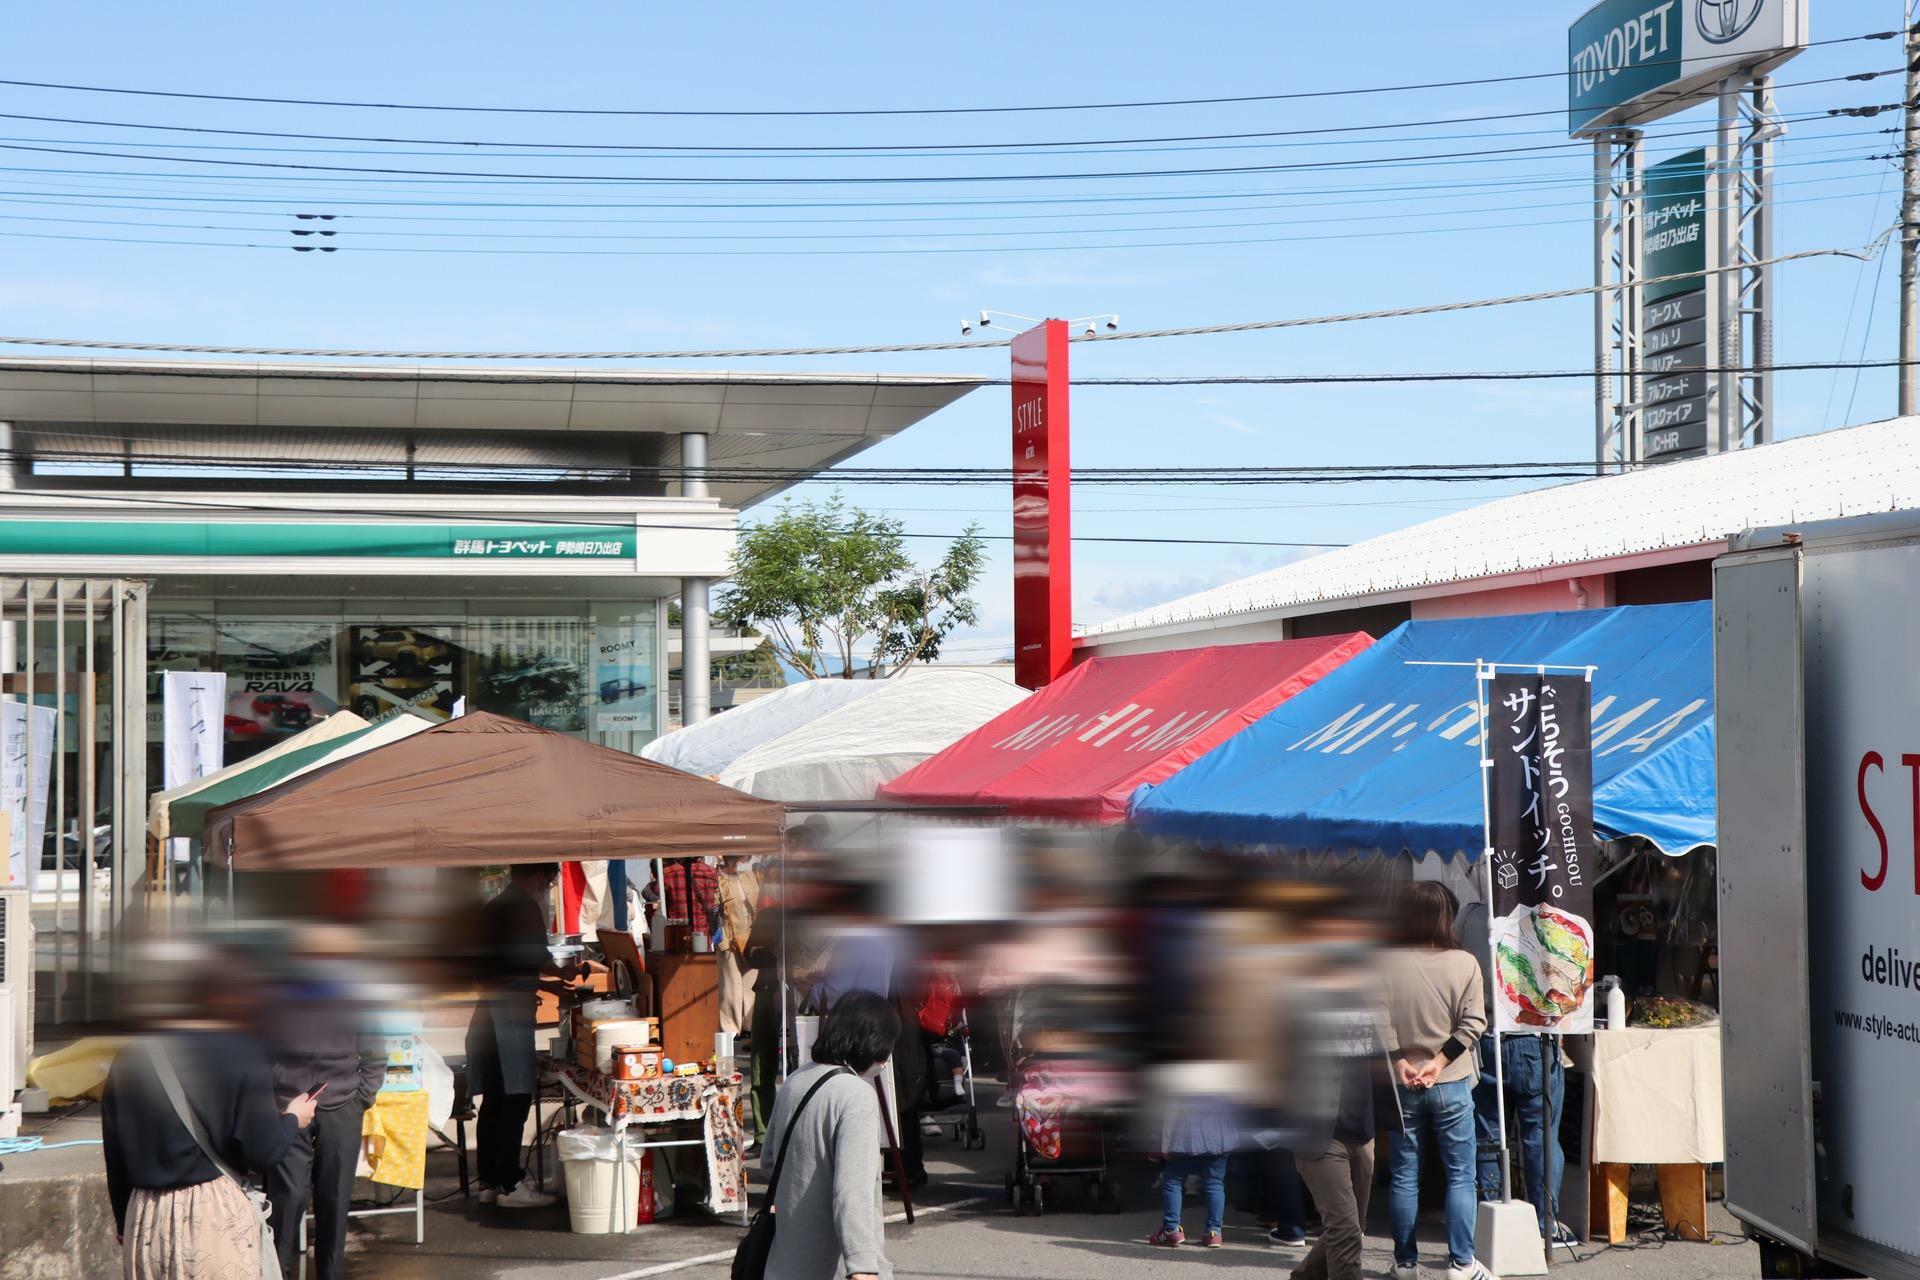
[{"xmin": 101, "ymin": 946, "xmax": 316, "ymax": 1279}]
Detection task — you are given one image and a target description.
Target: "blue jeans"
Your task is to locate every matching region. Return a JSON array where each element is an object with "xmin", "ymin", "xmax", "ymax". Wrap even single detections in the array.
[
  {"xmin": 1473, "ymin": 1038, "xmax": 1565, "ymax": 1233},
  {"xmin": 1161, "ymin": 1154, "xmax": 1227, "ymax": 1235},
  {"xmin": 1389, "ymin": 1077, "xmax": 1477, "ymax": 1269}
]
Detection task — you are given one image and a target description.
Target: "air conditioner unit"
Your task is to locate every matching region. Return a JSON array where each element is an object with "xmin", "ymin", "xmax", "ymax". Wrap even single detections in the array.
[
  {"xmin": 0, "ymin": 887, "xmax": 32, "ymax": 1096},
  {"xmin": 0, "ymin": 988, "xmax": 15, "ymax": 1102}
]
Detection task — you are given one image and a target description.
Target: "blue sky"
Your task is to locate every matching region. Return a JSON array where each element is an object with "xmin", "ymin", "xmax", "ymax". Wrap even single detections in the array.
[{"xmin": 0, "ymin": 2, "xmax": 1904, "ymax": 661}]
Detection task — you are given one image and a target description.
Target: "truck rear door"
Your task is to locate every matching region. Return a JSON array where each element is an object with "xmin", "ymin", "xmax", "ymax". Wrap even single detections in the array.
[{"xmin": 1714, "ymin": 540, "xmax": 1817, "ymax": 1254}]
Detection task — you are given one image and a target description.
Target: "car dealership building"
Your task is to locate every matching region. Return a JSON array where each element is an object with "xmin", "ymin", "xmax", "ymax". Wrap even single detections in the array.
[{"xmin": 0, "ymin": 356, "xmax": 981, "ymax": 763}]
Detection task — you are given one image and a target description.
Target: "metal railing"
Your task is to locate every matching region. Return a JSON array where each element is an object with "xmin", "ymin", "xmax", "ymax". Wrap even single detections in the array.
[{"xmin": 1, "ymin": 578, "xmax": 147, "ymax": 1026}]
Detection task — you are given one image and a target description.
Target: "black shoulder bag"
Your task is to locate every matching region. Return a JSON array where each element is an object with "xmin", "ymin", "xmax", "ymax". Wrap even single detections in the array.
[{"xmin": 733, "ymin": 1067, "xmax": 849, "ymax": 1280}]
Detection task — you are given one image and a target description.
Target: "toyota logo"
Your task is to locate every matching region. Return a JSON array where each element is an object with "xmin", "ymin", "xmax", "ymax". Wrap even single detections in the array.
[{"xmin": 1695, "ymin": 0, "xmax": 1765, "ymax": 44}]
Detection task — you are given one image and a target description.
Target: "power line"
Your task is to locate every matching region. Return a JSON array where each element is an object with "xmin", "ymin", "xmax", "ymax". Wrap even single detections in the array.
[
  {"xmin": 0, "ymin": 70, "xmax": 1885, "ymax": 155},
  {"xmin": 0, "ymin": 131, "xmax": 1821, "ymax": 187},
  {"xmin": 0, "ymin": 237, "xmax": 1883, "ymax": 358},
  {"xmin": 0, "ymin": 168, "xmax": 1882, "ymax": 248},
  {"xmin": 0, "ymin": 151, "xmax": 1886, "ymax": 228},
  {"xmin": 0, "ymin": 141, "xmax": 1888, "ymax": 208},
  {"xmin": 14, "ymin": 446, "xmax": 1617, "ymax": 483},
  {"xmin": 1, "ymin": 354, "xmax": 1912, "ymax": 389},
  {"xmin": 0, "ymin": 32, "xmax": 1888, "ymax": 117}
]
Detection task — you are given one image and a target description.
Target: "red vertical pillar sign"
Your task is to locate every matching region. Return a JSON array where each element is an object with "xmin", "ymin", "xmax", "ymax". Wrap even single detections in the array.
[{"xmin": 1011, "ymin": 319, "xmax": 1072, "ymax": 690}]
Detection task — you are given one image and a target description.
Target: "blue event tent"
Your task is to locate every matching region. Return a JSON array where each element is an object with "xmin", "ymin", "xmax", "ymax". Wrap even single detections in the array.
[{"xmin": 1128, "ymin": 602, "xmax": 1714, "ymax": 857}]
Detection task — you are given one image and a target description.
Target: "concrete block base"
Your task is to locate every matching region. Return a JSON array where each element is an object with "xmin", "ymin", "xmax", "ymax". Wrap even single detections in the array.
[{"xmin": 1477, "ymin": 1198, "xmax": 1547, "ymax": 1276}]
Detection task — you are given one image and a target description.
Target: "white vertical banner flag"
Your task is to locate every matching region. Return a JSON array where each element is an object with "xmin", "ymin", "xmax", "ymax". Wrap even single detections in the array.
[
  {"xmin": 3, "ymin": 702, "xmax": 57, "ymax": 890},
  {"xmin": 163, "ymin": 671, "xmax": 227, "ymax": 865},
  {"xmin": 2, "ymin": 701, "xmax": 56, "ymax": 890}
]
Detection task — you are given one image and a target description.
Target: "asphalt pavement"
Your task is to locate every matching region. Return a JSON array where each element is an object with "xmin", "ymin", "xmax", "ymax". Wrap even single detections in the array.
[{"xmin": 337, "ymin": 1095, "xmax": 1761, "ymax": 1280}]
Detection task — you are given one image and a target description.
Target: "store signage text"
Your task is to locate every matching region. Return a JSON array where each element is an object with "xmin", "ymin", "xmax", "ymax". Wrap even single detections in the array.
[
  {"xmin": 1011, "ymin": 319, "xmax": 1073, "ymax": 691},
  {"xmin": 1569, "ymin": 0, "xmax": 1806, "ymax": 135},
  {"xmin": 1853, "ymin": 749, "xmax": 1920, "ymax": 893},
  {"xmin": 1285, "ymin": 692, "xmax": 1706, "ymax": 758},
  {"xmin": 990, "ymin": 703, "xmax": 1232, "ymax": 756}
]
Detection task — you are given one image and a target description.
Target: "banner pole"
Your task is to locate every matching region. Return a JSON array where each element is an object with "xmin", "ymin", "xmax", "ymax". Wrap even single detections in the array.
[{"xmin": 1475, "ymin": 658, "xmax": 1513, "ymax": 1202}]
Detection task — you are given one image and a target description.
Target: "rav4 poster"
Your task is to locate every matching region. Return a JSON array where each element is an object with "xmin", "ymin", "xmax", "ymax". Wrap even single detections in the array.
[
  {"xmin": 219, "ymin": 620, "xmax": 340, "ymax": 741},
  {"xmin": 1485, "ymin": 671, "xmax": 1597, "ymax": 1034}
]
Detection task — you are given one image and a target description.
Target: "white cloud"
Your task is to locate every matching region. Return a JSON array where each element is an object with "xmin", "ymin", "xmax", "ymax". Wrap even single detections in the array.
[
  {"xmin": 1079, "ymin": 547, "xmax": 1317, "ymax": 623},
  {"xmin": 1210, "ymin": 414, "xmax": 1257, "ymax": 436}
]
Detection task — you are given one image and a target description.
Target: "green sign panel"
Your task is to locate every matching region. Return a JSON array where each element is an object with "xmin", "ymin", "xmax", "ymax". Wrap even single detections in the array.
[
  {"xmin": 0, "ymin": 521, "xmax": 636, "ymax": 559},
  {"xmin": 1568, "ymin": 0, "xmax": 1807, "ymax": 135},
  {"xmin": 1642, "ymin": 149, "xmax": 1707, "ymax": 304}
]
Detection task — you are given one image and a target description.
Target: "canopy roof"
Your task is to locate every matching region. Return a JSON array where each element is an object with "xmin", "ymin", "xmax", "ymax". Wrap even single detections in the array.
[
  {"xmin": 1129, "ymin": 603, "xmax": 1714, "ymax": 857},
  {"xmin": 208, "ymin": 710, "xmax": 784, "ymax": 869},
  {"xmin": 147, "ymin": 710, "xmax": 369, "ymax": 841},
  {"xmin": 878, "ymin": 634, "xmax": 1372, "ymax": 822},
  {"xmin": 716, "ymin": 670, "xmax": 1029, "ymax": 802},
  {"xmin": 167, "ymin": 712, "xmax": 434, "ymax": 840},
  {"xmin": 641, "ymin": 679, "xmax": 886, "ymax": 777}
]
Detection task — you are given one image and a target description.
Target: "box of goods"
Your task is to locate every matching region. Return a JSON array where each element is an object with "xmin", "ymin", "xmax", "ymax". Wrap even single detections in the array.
[
  {"xmin": 573, "ymin": 999, "xmax": 639, "ymax": 1070},
  {"xmin": 593, "ymin": 1019, "xmax": 655, "ymax": 1074},
  {"xmin": 614, "ymin": 1048, "xmax": 663, "ymax": 1080},
  {"xmin": 370, "ymin": 1011, "xmax": 424, "ymax": 1094}
]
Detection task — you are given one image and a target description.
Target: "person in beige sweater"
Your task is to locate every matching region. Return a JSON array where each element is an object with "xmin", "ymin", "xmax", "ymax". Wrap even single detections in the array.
[{"xmin": 1381, "ymin": 882, "xmax": 1492, "ymax": 1280}]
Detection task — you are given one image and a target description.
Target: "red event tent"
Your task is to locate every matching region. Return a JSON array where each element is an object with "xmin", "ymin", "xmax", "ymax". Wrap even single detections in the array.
[{"xmin": 876, "ymin": 633, "xmax": 1372, "ymax": 823}]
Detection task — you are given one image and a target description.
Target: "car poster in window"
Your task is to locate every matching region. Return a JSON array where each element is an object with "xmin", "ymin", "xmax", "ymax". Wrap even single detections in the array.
[
  {"xmin": 146, "ymin": 614, "xmax": 217, "ymax": 735},
  {"xmin": 348, "ymin": 624, "xmax": 461, "ymax": 723},
  {"xmin": 472, "ymin": 618, "xmax": 586, "ymax": 732},
  {"xmin": 1486, "ymin": 671, "xmax": 1597, "ymax": 1034},
  {"xmin": 593, "ymin": 623, "xmax": 653, "ymax": 731},
  {"xmin": 218, "ymin": 620, "xmax": 340, "ymax": 742}
]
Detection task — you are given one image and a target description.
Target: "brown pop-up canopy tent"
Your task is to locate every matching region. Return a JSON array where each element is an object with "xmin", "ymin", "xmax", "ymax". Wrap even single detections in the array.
[{"xmin": 205, "ymin": 710, "xmax": 786, "ymax": 869}]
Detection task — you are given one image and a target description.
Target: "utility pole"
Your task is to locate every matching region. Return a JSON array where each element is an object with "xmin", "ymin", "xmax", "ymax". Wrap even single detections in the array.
[{"xmin": 1901, "ymin": 8, "xmax": 1920, "ymax": 415}]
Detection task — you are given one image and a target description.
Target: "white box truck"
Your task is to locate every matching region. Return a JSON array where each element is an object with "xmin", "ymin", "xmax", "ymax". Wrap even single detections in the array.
[{"xmin": 1716, "ymin": 512, "xmax": 1920, "ymax": 1278}]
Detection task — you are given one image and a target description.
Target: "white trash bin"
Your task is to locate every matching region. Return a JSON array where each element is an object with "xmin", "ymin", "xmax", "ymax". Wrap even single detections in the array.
[{"xmin": 557, "ymin": 1126, "xmax": 642, "ymax": 1234}]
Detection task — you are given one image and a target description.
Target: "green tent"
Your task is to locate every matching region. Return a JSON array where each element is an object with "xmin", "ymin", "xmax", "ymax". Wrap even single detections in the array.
[{"xmin": 168, "ymin": 713, "xmax": 431, "ymax": 838}]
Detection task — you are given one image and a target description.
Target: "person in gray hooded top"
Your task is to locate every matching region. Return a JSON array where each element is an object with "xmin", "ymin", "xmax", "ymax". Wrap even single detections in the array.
[{"xmin": 761, "ymin": 989, "xmax": 899, "ymax": 1280}]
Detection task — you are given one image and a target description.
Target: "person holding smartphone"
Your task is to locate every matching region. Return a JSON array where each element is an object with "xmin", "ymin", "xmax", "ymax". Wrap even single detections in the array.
[{"xmin": 264, "ymin": 924, "xmax": 387, "ymax": 1280}]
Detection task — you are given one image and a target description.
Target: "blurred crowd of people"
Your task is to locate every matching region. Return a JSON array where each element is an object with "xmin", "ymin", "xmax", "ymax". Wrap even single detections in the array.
[{"xmin": 92, "ymin": 822, "xmax": 1573, "ymax": 1280}]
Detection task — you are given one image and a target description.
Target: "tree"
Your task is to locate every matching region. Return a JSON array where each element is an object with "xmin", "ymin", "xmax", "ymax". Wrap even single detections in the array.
[
  {"xmin": 716, "ymin": 494, "xmax": 985, "ymax": 679},
  {"xmin": 874, "ymin": 526, "xmax": 987, "ymax": 669}
]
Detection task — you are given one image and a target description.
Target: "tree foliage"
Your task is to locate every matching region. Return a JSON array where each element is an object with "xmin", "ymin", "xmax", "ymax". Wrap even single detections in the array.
[{"xmin": 716, "ymin": 494, "xmax": 986, "ymax": 679}]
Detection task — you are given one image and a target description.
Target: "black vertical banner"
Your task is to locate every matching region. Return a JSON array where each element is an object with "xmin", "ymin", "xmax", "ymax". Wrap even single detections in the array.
[{"xmin": 1485, "ymin": 673, "xmax": 1597, "ymax": 1033}]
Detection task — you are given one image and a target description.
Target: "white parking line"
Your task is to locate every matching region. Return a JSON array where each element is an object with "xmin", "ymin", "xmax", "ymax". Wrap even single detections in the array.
[{"xmin": 596, "ymin": 1197, "xmax": 987, "ymax": 1279}]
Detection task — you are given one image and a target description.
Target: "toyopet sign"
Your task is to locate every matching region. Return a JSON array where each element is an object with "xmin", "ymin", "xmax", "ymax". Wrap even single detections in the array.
[
  {"xmin": 1641, "ymin": 149, "xmax": 1713, "ymax": 462},
  {"xmin": 1568, "ymin": 0, "xmax": 1807, "ymax": 135}
]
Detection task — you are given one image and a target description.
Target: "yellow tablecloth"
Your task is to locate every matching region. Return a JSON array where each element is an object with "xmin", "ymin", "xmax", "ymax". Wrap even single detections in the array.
[
  {"xmin": 1590, "ymin": 1025, "xmax": 1724, "ymax": 1164},
  {"xmin": 361, "ymin": 1091, "xmax": 430, "ymax": 1190}
]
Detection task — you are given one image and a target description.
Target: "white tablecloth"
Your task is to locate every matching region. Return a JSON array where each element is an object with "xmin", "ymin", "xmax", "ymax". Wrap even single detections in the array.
[{"xmin": 1590, "ymin": 1025, "xmax": 1724, "ymax": 1163}]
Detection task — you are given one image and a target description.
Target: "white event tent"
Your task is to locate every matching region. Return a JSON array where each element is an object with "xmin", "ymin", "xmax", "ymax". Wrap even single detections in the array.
[{"xmin": 715, "ymin": 670, "xmax": 1029, "ymax": 802}]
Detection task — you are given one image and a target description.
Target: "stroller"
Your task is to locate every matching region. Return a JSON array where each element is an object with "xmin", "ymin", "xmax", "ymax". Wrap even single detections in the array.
[
  {"xmin": 916, "ymin": 965, "xmax": 984, "ymax": 1150},
  {"xmin": 1001, "ymin": 983, "xmax": 1130, "ymax": 1216}
]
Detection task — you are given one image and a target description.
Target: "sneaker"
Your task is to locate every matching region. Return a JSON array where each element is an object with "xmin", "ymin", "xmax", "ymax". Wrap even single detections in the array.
[
  {"xmin": 1201, "ymin": 1231, "xmax": 1225, "ymax": 1249},
  {"xmin": 477, "ymin": 1186, "xmax": 499, "ymax": 1205},
  {"xmin": 495, "ymin": 1183, "xmax": 559, "ymax": 1210},
  {"xmin": 920, "ymin": 1118, "xmax": 943, "ymax": 1136},
  {"xmin": 1391, "ymin": 1265, "xmax": 1419, "ymax": 1280},
  {"xmin": 1446, "ymin": 1261, "xmax": 1499, "ymax": 1280},
  {"xmin": 1268, "ymin": 1229, "xmax": 1308, "ymax": 1248},
  {"xmin": 1547, "ymin": 1222, "xmax": 1579, "ymax": 1249},
  {"xmin": 1146, "ymin": 1227, "xmax": 1186, "ymax": 1247}
]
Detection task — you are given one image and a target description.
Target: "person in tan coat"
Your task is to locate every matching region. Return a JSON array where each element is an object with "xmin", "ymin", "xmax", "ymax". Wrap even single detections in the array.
[{"xmin": 1381, "ymin": 882, "xmax": 1490, "ymax": 1280}]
